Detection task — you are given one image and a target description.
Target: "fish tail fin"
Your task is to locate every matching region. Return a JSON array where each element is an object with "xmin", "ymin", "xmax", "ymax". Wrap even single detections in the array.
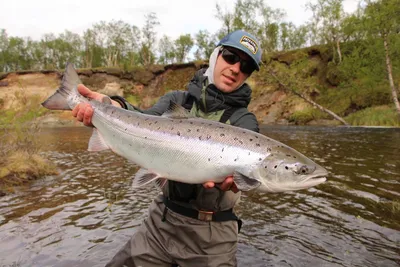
[{"xmin": 41, "ymin": 62, "xmax": 83, "ymax": 110}]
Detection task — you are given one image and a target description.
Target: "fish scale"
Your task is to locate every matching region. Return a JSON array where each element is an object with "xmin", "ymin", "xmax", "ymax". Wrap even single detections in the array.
[{"xmin": 42, "ymin": 63, "xmax": 328, "ymax": 193}]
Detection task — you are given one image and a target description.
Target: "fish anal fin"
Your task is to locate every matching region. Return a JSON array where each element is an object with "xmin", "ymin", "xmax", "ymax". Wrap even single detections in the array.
[
  {"xmin": 132, "ymin": 168, "xmax": 165, "ymax": 188},
  {"xmin": 233, "ymin": 171, "xmax": 261, "ymax": 191},
  {"xmin": 88, "ymin": 128, "xmax": 110, "ymax": 151}
]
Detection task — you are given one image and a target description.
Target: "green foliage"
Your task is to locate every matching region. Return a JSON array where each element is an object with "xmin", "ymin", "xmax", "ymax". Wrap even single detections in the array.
[
  {"xmin": 174, "ymin": 34, "xmax": 194, "ymax": 63},
  {"xmin": 345, "ymin": 106, "xmax": 400, "ymax": 126},
  {"xmin": 288, "ymin": 107, "xmax": 327, "ymax": 125},
  {"xmin": 125, "ymin": 94, "xmax": 141, "ymax": 106}
]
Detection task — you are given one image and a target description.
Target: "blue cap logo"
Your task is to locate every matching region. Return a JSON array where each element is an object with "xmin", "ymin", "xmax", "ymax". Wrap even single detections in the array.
[{"xmin": 240, "ymin": 36, "xmax": 258, "ymax": 54}]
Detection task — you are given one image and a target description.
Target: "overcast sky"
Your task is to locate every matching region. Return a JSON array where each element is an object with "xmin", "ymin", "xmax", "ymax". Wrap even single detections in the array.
[{"xmin": 1, "ymin": 0, "xmax": 359, "ymax": 40}]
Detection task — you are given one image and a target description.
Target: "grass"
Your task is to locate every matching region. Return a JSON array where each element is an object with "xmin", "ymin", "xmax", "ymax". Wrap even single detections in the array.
[
  {"xmin": 0, "ymin": 85, "xmax": 57, "ymax": 195},
  {"xmin": 345, "ymin": 106, "xmax": 400, "ymax": 126}
]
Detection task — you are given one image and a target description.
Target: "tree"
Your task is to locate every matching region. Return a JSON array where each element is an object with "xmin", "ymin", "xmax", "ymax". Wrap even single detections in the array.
[
  {"xmin": 174, "ymin": 34, "xmax": 194, "ymax": 63},
  {"xmin": 306, "ymin": 0, "xmax": 346, "ymax": 63},
  {"xmin": 363, "ymin": 0, "xmax": 400, "ymax": 117},
  {"xmin": 158, "ymin": 35, "xmax": 175, "ymax": 64},
  {"xmin": 193, "ymin": 30, "xmax": 216, "ymax": 61},
  {"xmin": 140, "ymin": 12, "xmax": 159, "ymax": 66}
]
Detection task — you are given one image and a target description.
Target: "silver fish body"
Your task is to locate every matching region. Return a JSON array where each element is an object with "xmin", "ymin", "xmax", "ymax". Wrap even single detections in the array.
[{"xmin": 42, "ymin": 63, "xmax": 328, "ymax": 192}]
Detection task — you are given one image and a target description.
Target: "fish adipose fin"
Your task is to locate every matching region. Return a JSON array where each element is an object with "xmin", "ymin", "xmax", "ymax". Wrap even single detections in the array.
[
  {"xmin": 41, "ymin": 62, "xmax": 82, "ymax": 110},
  {"xmin": 162, "ymin": 101, "xmax": 194, "ymax": 119},
  {"xmin": 132, "ymin": 168, "xmax": 166, "ymax": 188},
  {"xmin": 233, "ymin": 171, "xmax": 261, "ymax": 191},
  {"xmin": 88, "ymin": 128, "xmax": 110, "ymax": 151}
]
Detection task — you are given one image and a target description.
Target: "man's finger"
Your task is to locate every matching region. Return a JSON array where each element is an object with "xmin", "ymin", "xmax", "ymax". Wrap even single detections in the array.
[
  {"xmin": 203, "ymin": 181, "xmax": 215, "ymax": 189},
  {"xmin": 77, "ymin": 84, "xmax": 92, "ymax": 97},
  {"xmin": 83, "ymin": 106, "xmax": 93, "ymax": 126}
]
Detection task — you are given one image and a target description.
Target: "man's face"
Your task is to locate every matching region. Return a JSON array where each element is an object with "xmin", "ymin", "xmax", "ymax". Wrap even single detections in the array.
[{"xmin": 213, "ymin": 47, "xmax": 255, "ymax": 93}]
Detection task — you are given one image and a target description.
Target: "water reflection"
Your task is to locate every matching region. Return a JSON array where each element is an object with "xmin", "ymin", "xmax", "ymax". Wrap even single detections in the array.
[{"xmin": 0, "ymin": 126, "xmax": 399, "ymax": 267}]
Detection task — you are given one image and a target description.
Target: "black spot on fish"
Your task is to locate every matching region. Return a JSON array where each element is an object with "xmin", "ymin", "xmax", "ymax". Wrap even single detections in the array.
[
  {"xmin": 286, "ymin": 154, "xmax": 291, "ymax": 157},
  {"xmin": 208, "ymin": 158, "xmax": 211, "ymax": 161},
  {"xmin": 199, "ymin": 136, "xmax": 202, "ymax": 140},
  {"xmin": 171, "ymin": 127, "xmax": 174, "ymax": 130},
  {"xmin": 220, "ymin": 133, "xmax": 225, "ymax": 137},
  {"xmin": 187, "ymin": 129, "xmax": 191, "ymax": 132},
  {"xmin": 239, "ymin": 140, "xmax": 243, "ymax": 144},
  {"xmin": 154, "ymin": 121, "xmax": 158, "ymax": 124},
  {"xmin": 255, "ymin": 136, "xmax": 259, "ymax": 139},
  {"xmin": 274, "ymin": 165, "xmax": 277, "ymax": 169},
  {"xmin": 179, "ymin": 120, "xmax": 183, "ymax": 123},
  {"xmin": 197, "ymin": 129, "xmax": 200, "ymax": 132},
  {"xmin": 145, "ymin": 137, "xmax": 147, "ymax": 139},
  {"xmin": 267, "ymin": 148, "xmax": 272, "ymax": 152},
  {"xmin": 125, "ymin": 128, "xmax": 127, "ymax": 131},
  {"xmin": 256, "ymin": 143, "xmax": 260, "ymax": 147},
  {"xmin": 285, "ymin": 166, "xmax": 288, "ymax": 170},
  {"xmin": 293, "ymin": 156, "xmax": 297, "ymax": 159},
  {"xmin": 219, "ymin": 126, "xmax": 224, "ymax": 129},
  {"xmin": 234, "ymin": 137, "xmax": 238, "ymax": 141},
  {"xmin": 149, "ymin": 123, "xmax": 152, "ymax": 125},
  {"xmin": 206, "ymin": 135, "xmax": 211, "ymax": 140},
  {"xmin": 177, "ymin": 131, "xmax": 181, "ymax": 136},
  {"xmin": 145, "ymin": 118, "xmax": 149, "ymax": 121},
  {"xmin": 250, "ymin": 139, "xmax": 253, "ymax": 141},
  {"xmin": 190, "ymin": 122, "xmax": 193, "ymax": 125},
  {"xmin": 157, "ymin": 127, "xmax": 161, "ymax": 130},
  {"xmin": 259, "ymin": 158, "xmax": 262, "ymax": 161},
  {"xmin": 264, "ymin": 165, "xmax": 267, "ymax": 169},
  {"xmin": 222, "ymin": 148, "xmax": 224, "ymax": 152}
]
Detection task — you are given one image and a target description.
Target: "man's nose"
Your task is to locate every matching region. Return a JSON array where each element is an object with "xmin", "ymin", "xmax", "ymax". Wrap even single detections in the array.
[{"xmin": 230, "ymin": 61, "xmax": 241, "ymax": 74}]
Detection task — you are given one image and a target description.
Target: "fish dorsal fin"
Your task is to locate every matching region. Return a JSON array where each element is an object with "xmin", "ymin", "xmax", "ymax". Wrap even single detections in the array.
[
  {"xmin": 233, "ymin": 171, "xmax": 261, "ymax": 191},
  {"xmin": 132, "ymin": 168, "xmax": 165, "ymax": 188},
  {"xmin": 101, "ymin": 96, "xmax": 113, "ymax": 105},
  {"xmin": 162, "ymin": 101, "xmax": 193, "ymax": 119}
]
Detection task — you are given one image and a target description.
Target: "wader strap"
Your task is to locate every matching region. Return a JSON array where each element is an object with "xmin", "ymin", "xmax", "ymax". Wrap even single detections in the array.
[{"xmin": 163, "ymin": 197, "xmax": 242, "ymax": 232}]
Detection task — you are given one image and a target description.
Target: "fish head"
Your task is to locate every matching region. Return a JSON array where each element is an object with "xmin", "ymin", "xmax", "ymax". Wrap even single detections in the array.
[{"xmin": 253, "ymin": 144, "xmax": 328, "ymax": 192}]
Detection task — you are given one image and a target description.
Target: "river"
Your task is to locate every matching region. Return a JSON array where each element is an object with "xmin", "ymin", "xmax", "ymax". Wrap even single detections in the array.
[{"xmin": 0, "ymin": 126, "xmax": 399, "ymax": 267}]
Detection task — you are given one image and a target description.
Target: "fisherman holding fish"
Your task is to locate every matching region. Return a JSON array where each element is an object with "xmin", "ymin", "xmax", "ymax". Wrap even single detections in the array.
[{"xmin": 44, "ymin": 30, "xmax": 327, "ymax": 266}]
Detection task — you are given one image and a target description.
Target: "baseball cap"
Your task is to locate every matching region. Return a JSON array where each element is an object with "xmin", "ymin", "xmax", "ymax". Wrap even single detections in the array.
[{"xmin": 217, "ymin": 30, "xmax": 262, "ymax": 71}]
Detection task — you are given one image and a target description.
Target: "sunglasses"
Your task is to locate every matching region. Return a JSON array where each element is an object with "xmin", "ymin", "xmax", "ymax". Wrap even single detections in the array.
[{"xmin": 220, "ymin": 48, "xmax": 256, "ymax": 75}]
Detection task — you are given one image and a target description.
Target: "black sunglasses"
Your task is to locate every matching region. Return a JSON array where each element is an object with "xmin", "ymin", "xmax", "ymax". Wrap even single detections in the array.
[{"xmin": 220, "ymin": 48, "xmax": 256, "ymax": 75}]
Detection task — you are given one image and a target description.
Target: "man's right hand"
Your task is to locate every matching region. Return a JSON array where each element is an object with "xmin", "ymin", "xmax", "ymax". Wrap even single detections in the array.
[{"xmin": 72, "ymin": 84, "xmax": 121, "ymax": 126}]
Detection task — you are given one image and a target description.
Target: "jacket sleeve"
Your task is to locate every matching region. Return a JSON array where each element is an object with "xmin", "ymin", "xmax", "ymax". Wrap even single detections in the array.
[
  {"xmin": 110, "ymin": 91, "xmax": 187, "ymax": 116},
  {"xmin": 230, "ymin": 110, "xmax": 260, "ymax": 133}
]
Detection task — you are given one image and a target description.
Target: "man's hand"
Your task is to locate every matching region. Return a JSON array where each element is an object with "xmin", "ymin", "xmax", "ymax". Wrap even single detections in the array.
[
  {"xmin": 203, "ymin": 175, "xmax": 239, "ymax": 193},
  {"xmin": 72, "ymin": 84, "xmax": 121, "ymax": 126}
]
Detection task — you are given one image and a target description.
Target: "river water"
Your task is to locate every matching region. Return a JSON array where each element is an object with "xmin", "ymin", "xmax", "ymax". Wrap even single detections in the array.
[{"xmin": 0, "ymin": 126, "xmax": 399, "ymax": 267}]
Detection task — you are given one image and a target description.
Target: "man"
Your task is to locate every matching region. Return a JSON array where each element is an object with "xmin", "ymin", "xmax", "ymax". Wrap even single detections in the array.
[{"xmin": 72, "ymin": 30, "xmax": 262, "ymax": 267}]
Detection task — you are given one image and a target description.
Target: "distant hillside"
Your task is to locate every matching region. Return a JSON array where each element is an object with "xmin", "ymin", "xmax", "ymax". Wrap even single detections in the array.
[{"xmin": 0, "ymin": 46, "xmax": 398, "ymax": 127}]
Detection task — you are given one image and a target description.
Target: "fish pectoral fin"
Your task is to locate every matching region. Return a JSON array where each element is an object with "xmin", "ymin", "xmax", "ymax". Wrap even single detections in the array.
[
  {"xmin": 233, "ymin": 171, "xmax": 261, "ymax": 191},
  {"xmin": 132, "ymin": 168, "xmax": 164, "ymax": 188},
  {"xmin": 88, "ymin": 128, "xmax": 110, "ymax": 151},
  {"xmin": 154, "ymin": 178, "xmax": 168, "ymax": 190},
  {"xmin": 161, "ymin": 101, "xmax": 194, "ymax": 119}
]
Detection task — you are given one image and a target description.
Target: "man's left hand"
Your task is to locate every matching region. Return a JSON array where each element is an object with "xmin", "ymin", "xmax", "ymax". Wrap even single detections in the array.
[{"xmin": 203, "ymin": 176, "xmax": 239, "ymax": 193}]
